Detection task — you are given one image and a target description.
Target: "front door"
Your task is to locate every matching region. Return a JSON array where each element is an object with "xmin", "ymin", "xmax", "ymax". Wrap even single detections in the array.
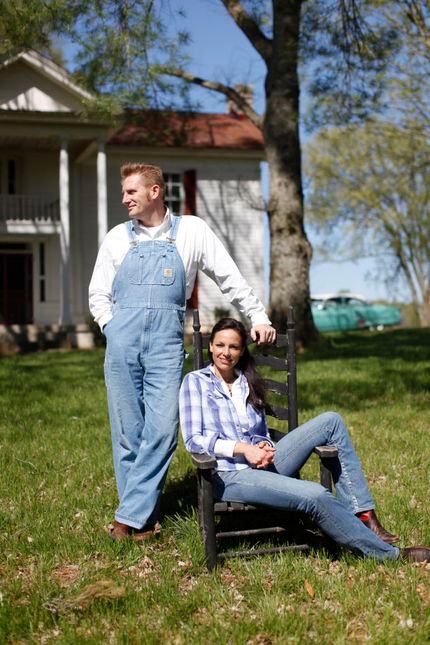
[{"xmin": 0, "ymin": 244, "xmax": 33, "ymax": 324}]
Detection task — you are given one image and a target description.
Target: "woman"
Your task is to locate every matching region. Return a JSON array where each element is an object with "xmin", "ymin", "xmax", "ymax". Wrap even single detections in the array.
[{"xmin": 180, "ymin": 318, "xmax": 429, "ymax": 563}]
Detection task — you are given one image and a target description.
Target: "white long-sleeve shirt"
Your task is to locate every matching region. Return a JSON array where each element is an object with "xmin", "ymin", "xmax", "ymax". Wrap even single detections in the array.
[{"xmin": 89, "ymin": 209, "xmax": 271, "ymax": 331}]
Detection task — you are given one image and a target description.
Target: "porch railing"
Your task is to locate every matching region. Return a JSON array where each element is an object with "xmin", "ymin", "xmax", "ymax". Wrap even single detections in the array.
[{"xmin": 0, "ymin": 194, "xmax": 60, "ymax": 222}]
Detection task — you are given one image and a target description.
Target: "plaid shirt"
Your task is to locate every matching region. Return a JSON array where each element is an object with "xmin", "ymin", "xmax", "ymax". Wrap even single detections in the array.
[{"xmin": 179, "ymin": 365, "xmax": 272, "ymax": 471}]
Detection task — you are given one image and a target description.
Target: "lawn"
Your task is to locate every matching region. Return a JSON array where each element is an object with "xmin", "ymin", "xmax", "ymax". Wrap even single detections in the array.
[{"xmin": 0, "ymin": 328, "xmax": 429, "ymax": 643}]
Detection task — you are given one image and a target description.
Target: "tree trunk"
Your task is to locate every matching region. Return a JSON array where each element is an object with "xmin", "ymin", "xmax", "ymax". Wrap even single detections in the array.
[
  {"xmin": 264, "ymin": 0, "xmax": 319, "ymax": 345},
  {"xmin": 418, "ymin": 297, "xmax": 430, "ymax": 327}
]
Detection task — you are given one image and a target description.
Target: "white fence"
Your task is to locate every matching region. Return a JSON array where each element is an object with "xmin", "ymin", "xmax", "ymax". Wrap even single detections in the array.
[{"xmin": 0, "ymin": 194, "xmax": 60, "ymax": 221}]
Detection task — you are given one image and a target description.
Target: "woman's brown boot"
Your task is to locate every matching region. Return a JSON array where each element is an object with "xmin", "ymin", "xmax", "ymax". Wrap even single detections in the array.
[{"xmin": 357, "ymin": 509, "xmax": 400, "ymax": 544}]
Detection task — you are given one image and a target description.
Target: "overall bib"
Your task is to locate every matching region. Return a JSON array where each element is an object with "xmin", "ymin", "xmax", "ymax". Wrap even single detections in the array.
[{"xmin": 104, "ymin": 216, "xmax": 186, "ymax": 529}]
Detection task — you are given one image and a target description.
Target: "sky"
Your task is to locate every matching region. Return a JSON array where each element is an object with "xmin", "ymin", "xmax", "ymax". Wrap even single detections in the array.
[{"xmin": 63, "ymin": 0, "xmax": 405, "ymax": 304}]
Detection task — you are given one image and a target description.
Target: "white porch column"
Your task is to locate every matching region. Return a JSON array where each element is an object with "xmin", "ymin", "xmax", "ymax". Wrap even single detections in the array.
[
  {"xmin": 59, "ymin": 139, "xmax": 71, "ymax": 325},
  {"xmin": 97, "ymin": 139, "xmax": 108, "ymax": 246}
]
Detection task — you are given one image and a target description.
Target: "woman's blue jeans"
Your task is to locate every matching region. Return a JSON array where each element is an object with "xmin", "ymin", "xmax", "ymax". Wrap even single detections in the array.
[{"xmin": 214, "ymin": 412, "xmax": 399, "ymax": 560}]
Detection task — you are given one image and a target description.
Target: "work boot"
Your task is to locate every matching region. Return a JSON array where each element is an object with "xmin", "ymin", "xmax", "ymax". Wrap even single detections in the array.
[
  {"xmin": 401, "ymin": 547, "xmax": 430, "ymax": 563},
  {"xmin": 358, "ymin": 509, "xmax": 399, "ymax": 544},
  {"xmin": 109, "ymin": 520, "xmax": 133, "ymax": 541},
  {"xmin": 132, "ymin": 522, "xmax": 162, "ymax": 543}
]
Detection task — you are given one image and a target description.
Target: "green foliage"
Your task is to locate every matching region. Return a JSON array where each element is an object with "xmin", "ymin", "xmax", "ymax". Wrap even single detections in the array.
[
  {"xmin": 300, "ymin": 0, "xmax": 400, "ymax": 131},
  {"xmin": 300, "ymin": 1, "xmax": 430, "ymax": 135},
  {"xmin": 67, "ymin": 0, "xmax": 190, "ymax": 109},
  {"xmin": 0, "ymin": 333, "xmax": 430, "ymax": 641},
  {"xmin": 0, "ymin": 0, "xmax": 67, "ymax": 57},
  {"xmin": 0, "ymin": 0, "xmax": 194, "ymax": 112},
  {"xmin": 306, "ymin": 120, "xmax": 430, "ymax": 324}
]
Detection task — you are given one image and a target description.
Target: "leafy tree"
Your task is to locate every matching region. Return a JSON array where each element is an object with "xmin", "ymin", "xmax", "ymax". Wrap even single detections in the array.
[{"xmin": 306, "ymin": 121, "xmax": 430, "ymax": 326}]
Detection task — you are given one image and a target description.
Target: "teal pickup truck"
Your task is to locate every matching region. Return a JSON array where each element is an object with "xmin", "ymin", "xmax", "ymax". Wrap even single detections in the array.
[{"xmin": 311, "ymin": 293, "xmax": 402, "ymax": 333}]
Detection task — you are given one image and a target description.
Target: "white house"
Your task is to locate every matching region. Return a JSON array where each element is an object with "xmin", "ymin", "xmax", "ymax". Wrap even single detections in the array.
[{"xmin": 0, "ymin": 50, "xmax": 266, "ymax": 349}]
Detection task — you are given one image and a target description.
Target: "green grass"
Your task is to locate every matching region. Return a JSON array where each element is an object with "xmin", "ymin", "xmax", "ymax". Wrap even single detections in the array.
[{"xmin": 0, "ymin": 328, "xmax": 429, "ymax": 643}]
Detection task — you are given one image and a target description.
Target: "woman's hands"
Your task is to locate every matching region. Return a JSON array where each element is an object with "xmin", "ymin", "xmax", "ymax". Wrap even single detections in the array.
[{"xmin": 233, "ymin": 441, "xmax": 275, "ymax": 469}]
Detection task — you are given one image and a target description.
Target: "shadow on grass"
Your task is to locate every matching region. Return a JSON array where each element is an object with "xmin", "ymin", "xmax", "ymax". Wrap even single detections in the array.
[
  {"xmin": 161, "ymin": 471, "xmax": 197, "ymax": 521},
  {"xmin": 301, "ymin": 328, "xmax": 430, "ymax": 363}
]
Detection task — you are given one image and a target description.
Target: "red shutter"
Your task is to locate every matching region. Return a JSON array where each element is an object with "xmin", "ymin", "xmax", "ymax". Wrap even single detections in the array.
[
  {"xmin": 183, "ymin": 169, "xmax": 196, "ymax": 215},
  {"xmin": 183, "ymin": 169, "xmax": 198, "ymax": 308}
]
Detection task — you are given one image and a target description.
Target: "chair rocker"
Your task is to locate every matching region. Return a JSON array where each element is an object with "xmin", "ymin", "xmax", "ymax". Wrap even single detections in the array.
[{"xmin": 189, "ymin": 307, "xmax": 338, "ymax": 570}]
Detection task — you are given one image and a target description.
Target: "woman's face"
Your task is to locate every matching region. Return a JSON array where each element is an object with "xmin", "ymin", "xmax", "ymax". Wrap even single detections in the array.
[{"xmin": 210, "ymin": 329, "xmax": 244, "ymax": 373}]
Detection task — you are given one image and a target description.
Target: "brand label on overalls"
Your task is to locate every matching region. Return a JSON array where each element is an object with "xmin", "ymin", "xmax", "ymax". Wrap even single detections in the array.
[{"xmin": 164, "ymin": 268, "xmax": 173, "ymax": 277}]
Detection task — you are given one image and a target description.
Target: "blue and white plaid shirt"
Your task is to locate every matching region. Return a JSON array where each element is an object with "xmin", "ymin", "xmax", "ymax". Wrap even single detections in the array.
[{"xmin": 179, "ymin": 365, "xmax": 272, "ymax": 471}]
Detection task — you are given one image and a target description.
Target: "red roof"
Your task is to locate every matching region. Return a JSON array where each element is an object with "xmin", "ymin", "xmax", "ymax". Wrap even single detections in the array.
[{"xmin": 109, "ymin": 110, "xmax": 264, "ymax": 151}]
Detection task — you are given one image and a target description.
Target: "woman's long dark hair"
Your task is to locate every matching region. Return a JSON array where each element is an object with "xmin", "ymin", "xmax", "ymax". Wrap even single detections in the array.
[{"xmin": 208, "ymin": 318, "xmax": 266, "ymax": 412}]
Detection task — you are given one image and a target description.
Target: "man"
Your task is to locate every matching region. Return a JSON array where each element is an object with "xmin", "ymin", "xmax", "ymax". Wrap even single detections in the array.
[{"xmin": 89, "ymin": 163, "xmax": 276, "ymax": 541}]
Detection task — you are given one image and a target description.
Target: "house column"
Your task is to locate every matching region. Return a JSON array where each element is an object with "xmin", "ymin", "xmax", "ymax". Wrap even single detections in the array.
[
  {"xmin": 97, "ymin": 139, "xmax": 108, "ymax": 247},
  {"xmin": 59, "ymin": 139, "xmax": 71, "ymax": 325}
]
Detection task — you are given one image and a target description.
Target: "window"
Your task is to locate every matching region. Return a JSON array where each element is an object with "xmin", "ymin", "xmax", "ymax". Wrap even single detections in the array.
[
  {"xmin": 8, "ymin": 160, "xmax": 16, "ymax": 194},
  {"xmin": 163, "ymin": 173, "xmax": 183, "ymax": 214},
  {"xmin": 0, "ymin": 158, "xmax": 20, "ymax": 194},
  {"xmin": 39, "ymin": 243, "xmax": 46, "ymax": 302}
]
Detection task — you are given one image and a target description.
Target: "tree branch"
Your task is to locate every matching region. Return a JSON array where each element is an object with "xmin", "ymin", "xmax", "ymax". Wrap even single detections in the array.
[
  {"xmin": 163, "ymin": 67, "xmax": 263, "ymax": 130},
  {"xmin": 220, "ymin": 0, "xmax": 272, "ymax": 62},
  {"xmin": 403, "ymin": 0, "xmax": 430, "ymax": 53}
]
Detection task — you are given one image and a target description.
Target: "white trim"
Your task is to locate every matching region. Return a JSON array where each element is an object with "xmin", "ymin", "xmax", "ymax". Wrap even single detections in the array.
[
  {"xmin": 97, "ymin": 140, "xmax": 108, "ymax": 246},
  {"xmin": 59, "ymin": 140, "xmax": 71, "ymax": 324},
  {"xmin": 0, "ymin": 50, "xmax": 94, "ymax": 102},
  {"xmin": 2, "ymin": 221, "xmax": 60, "ymax": 235}
]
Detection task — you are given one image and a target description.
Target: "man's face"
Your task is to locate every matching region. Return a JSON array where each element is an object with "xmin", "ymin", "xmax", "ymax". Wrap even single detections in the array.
[{"xmin": 121, "ymin": 173, "xmax": 160, "ymax": 220}]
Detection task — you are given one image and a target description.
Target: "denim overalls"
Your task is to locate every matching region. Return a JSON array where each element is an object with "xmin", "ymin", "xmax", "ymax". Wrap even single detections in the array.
[{"xmin": 104, "ymin": 216, "xmax": 186, "ymax": 529}]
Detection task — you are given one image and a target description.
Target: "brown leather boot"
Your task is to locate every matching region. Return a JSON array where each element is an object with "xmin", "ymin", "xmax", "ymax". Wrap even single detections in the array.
[
  {"xmin": 358, "ymin": 509, "xmax": 400, "ymax": 544},
  {"xmin": 401, "ymin": 547, "xmax": 430, "ymax": 563},
  {"xmin": 109, "ymin": 520, "xmax": 133, "ymax": 541},
  {"xmin": 132, "ymin": 522, "xmax": 162, "ymax": 543}
]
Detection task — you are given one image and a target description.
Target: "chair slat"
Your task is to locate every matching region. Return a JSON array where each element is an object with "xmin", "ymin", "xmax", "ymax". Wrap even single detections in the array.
[
  {"xmin": 218, "ymin": 544, "xmax": 309, "ymax": 560},
  {"xmin": 262, "ymin": 378, "xmax": 287, "ymax": 395},
  {"xmin": 214, "ymin": 502, "xmax": 259, "ymax": 513},
  {"xmin": 254, "ymin": 334, "xmax": 288, "ymax": 348},
  {"xmin": 254, "ymin": 355, "xmax": 286, "ymax": 370},
  {"xmin": 216, "ymin": 526, "xmax": 287, "ymax": 539},
  {"xmin": 265, "ymin": 403, "xmax": 289, "ymax": 421}
]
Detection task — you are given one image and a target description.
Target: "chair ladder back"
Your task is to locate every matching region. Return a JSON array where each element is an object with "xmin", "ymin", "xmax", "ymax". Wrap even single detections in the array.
[
  {"xmin": 287, "ymin": 306, "xmax": 298, "ymax": 432},
  {"xmin": 192, "ymin": 309, "xmax": 204, "ymax": 370}
]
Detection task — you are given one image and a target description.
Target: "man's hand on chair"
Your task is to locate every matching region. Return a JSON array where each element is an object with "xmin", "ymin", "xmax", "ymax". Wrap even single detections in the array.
[{"xmin": 250, "ymin": 324, "xmax": 277, "ymax": 345}]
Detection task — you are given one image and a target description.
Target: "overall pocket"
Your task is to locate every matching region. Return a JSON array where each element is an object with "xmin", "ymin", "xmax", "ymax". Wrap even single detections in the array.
[{"xmin": 128, "ymin": 246, "xmax": 176, "ymax": 285}]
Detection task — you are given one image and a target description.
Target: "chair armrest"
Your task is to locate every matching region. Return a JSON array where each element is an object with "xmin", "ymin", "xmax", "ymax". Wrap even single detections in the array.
[
  {"xmin": 191, "ymin": 452, "xmax": 217, "ymax": 469},
  {"xmin": 314, "ymin": 445, "xmax": 338, "ymax": 459}
]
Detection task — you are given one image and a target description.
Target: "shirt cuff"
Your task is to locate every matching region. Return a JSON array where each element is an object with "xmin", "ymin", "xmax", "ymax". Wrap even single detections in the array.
[
  {"xmin": 214, "ymin": 439, "xmax": 237, "ymax": 458},
  {"xmin": 249, "ymin": 313, "xmax": 272, "ymax": 327},
  {"xmin": 98, "ymin": 313, "xmax": 113, "ymax": 332}
]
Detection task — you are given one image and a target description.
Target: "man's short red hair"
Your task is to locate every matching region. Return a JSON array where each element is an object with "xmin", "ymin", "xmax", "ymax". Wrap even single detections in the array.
[{"xmin": 120, "ymin": 163, "xmax": 165, "ymax": 198}]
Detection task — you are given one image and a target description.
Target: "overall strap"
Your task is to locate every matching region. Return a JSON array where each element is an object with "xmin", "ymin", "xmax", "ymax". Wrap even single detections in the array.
[
  {"xmin": 125, "ymin": 219, "xmax": 138, "ymax": 243},
  {"xmin": 166, "ymin": 215, "xmax": 182, "ymax": 243}
]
